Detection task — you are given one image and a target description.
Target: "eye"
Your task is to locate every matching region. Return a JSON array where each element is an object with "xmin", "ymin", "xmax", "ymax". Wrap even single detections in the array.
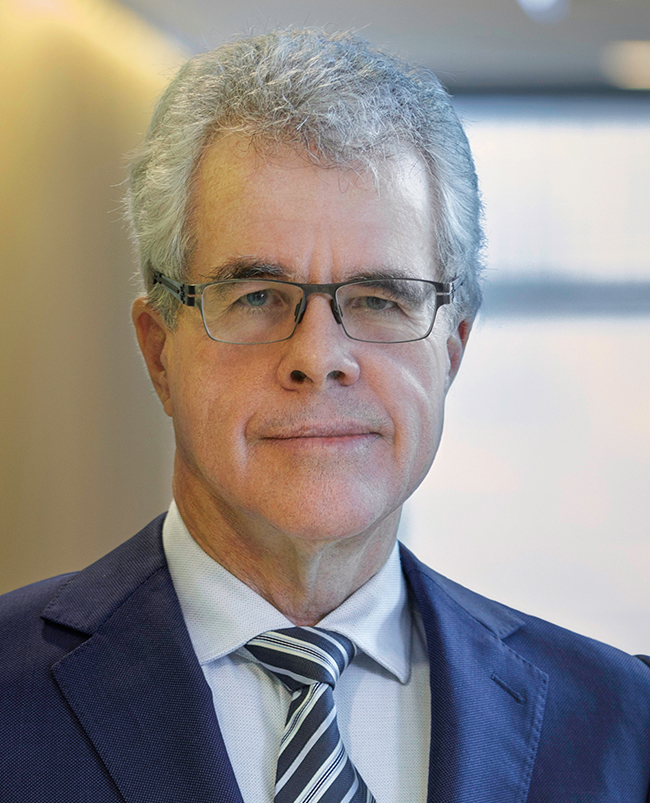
[
  {"xmin": 240, "ymin": 289, "xmax": 270, "ymax": 307},
  {"xmin": 345, "ymin": 288, "xmax": 404, "ymax": 314},
  {"xmin": 357, "ymin": 294, "xmax": 398, "ymax": 311},
  {"xmin": 228, "ymin": 284, "xmax": 293, "ymax": 316}
]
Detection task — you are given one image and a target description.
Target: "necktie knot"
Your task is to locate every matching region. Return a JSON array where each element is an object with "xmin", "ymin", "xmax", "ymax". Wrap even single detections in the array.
[
  {"xmin": 244, "ymin": 626, "xmax": 375, "ymax": 803},
  {"xmin": 245, "ymin": 626, "xmax": 356, "ymax": 692}
]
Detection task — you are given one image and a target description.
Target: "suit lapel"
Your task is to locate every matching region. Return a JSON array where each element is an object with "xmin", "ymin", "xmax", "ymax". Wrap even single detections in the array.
[
  {"xmin": 401, "ymin": 546, "xmax": 549, "ymax": 803},
  {"xmin": 42, "ymin": 517, "xmax": 244, "ymax": 803}
]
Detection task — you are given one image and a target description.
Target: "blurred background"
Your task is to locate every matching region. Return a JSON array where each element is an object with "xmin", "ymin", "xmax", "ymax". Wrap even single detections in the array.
[{"xmin": 1, "ymin": 0, "xmax": 648, "ymax": 654}]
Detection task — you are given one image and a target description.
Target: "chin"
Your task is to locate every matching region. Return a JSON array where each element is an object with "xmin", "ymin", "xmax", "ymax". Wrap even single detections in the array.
[
  {"xmin": 269, "ymin": 516, "xmax": 389, "ymax": 546},
  {"xmin": 256, "ymin": 488, "xmax": 399, "ymax": 545}
]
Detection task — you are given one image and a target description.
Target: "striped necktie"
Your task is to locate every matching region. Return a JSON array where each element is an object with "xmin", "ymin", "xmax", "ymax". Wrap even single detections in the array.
[{"xmin": 245, "ymin": 627, "xmax": 376, "ymax": 803}]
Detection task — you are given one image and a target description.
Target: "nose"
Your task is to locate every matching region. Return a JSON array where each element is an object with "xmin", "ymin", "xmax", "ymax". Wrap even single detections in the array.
[{"xmin": 276, "ymin": 294, "xmax": 361, "ymax": 390}]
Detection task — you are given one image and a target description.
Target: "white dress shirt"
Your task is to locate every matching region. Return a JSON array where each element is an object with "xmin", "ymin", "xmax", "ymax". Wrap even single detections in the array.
[{"xmin": 162, "ymin": 500, "xmax": 431, "ymax": 803}]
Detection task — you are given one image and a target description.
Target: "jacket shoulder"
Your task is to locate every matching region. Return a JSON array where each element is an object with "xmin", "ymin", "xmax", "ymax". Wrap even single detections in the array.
[
  {"xmin": 0, "ymin": 572, "xmax": 77, "ymax": 615},
  {"xmin": 0, "ymin": 513, "xmax": 168, "ymax": 670},
  {"xmin": 400, "ymin": 542, "xmax": 650, "ymax": 685},
  {"xmin": 0, "ymin": 573, "xmax": 78, "ymax": 659},
  {"xmin": 402, "ymin": 543, "xmax": 650, "ymax": 795}
]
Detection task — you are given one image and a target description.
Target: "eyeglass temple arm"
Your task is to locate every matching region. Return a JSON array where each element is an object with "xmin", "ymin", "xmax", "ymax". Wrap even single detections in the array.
[
  {"xmin": 442, "ymin": 278, "xmax": 462, "ymax": 306},
  {"xmin": 151, "ymin": 271, "xmax": 201, "ymax": 307}
]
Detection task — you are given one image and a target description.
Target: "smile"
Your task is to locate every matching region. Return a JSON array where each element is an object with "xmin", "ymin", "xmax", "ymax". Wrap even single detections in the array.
[
  {"xmin": 260, "ymin": 418, "xmax": 380, "ymax": 436},
  {"xmin": 259, "ymin": 422, "xmax": 381, "ymax": 449}
]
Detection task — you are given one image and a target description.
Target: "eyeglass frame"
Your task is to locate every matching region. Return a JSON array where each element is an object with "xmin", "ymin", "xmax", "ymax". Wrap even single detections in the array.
[{"xmin": 151, "ymin": 269, "xmax": 461, "ymax": 344}]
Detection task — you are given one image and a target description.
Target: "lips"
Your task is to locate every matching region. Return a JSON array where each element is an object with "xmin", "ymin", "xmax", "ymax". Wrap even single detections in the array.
[
  {"xmin": 250, "ymin": 404, "xmax": 393, "ymax": 444},
  {"xmin": 263, "ymin": 421, "xmax": 378, "ymax": 439},
  {"xmin": 251, "ymin": 407, "xmax": 391, "ymax": 442}
]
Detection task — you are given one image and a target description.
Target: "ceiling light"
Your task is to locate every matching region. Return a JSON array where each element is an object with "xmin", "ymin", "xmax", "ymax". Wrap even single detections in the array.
[
  {"xmin": 517, "ymin": 0, "xmax": 569, "ymax": 23},
  {"xmin": 602, "ymin": 41, "xmax": 650, "ymax": 89}
]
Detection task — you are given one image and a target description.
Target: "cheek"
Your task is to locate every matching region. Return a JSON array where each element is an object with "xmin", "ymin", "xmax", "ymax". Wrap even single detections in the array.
[
  {"xmin": 169, "ymin": 343, "xmax": 273, "ymax": 466},
  {"xmin": 166, "ymin": 342, "xmax": 226, "ymax": 459},
  {"xmin": 382, "ymin": 340, "xmax": 449, "ymax": 473}
]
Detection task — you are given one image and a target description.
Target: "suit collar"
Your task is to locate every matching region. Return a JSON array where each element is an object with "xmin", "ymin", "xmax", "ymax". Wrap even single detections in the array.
[
  {"xmin": 399, "ymin": 543, "xmax": 525, "ymax": 641},
  {"xmin": 401, "ymin": 544, "xmax": 548, "ymax": 803},
  {"xmin": 43, "ymin": 515, "xmax": 244, "ymax": 803},
  {"xmin": 41, "ymin": 513, "xmax": 168, "ymax": 634}
]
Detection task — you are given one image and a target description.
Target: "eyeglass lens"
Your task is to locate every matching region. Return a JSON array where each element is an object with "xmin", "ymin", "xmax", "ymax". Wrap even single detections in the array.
[{"xmin": 200, "ymin": 279, "xmax": 439, "ymax": 344}]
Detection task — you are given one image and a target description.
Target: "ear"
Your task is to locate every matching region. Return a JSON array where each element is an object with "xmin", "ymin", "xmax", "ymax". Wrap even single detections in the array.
[
  {"xmin": 446, "ymin": 317, "xmax": 473, "ymax": 391},
  {"xmin": 132, "ymin": 297, "xmax": 174, "ymax": 417}
]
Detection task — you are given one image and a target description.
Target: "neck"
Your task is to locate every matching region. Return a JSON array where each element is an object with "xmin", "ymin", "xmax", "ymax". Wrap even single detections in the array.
[{"xmin": 172, "ymin": 470, "xmax": 400, "ymax": 626}]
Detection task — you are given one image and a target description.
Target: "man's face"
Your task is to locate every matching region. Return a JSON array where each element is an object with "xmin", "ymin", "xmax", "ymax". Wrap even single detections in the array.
[{"xmin": 138, "ymin": 136, "xmax": 466, "ymax": 546}]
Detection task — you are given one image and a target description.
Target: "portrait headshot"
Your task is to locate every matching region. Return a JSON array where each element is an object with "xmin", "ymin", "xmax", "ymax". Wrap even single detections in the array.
[{"xmin": 1, "ymin": 3, "xmax": 650, "ymax": 801}]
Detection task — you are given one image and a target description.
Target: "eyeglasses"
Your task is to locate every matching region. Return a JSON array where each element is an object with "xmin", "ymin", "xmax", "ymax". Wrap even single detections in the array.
[{"xmin": 152, "ymin": 271, "xmax": 459, "ymax": 345}]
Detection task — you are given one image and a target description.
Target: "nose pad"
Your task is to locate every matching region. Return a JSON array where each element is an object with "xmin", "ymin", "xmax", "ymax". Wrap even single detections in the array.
[
  {"xmin": 293, "ymin": 299, "xmax": 306, "ymax": 324},
  {"xmin": 329, "ymin": 297, "xmax": 343, "ymax": 325},
  {"xmin": 293, "ymin": 291, "xmax": 342, "ymax": 327}
]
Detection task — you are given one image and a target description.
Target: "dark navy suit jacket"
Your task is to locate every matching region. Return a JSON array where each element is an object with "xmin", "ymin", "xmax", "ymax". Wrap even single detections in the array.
[{"xmin": 2, "ymin": 514, "xmax": 650, "ymax": 802}]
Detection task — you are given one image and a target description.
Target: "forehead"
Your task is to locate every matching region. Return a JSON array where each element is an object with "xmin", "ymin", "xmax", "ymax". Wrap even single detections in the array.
[{"xmin": 188, "ymin": 135, "xmax": 436, "ymax": 281}]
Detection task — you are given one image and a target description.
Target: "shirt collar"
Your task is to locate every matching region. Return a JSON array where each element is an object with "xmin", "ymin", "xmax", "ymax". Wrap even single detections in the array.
[{"xmin": 163, "ymin": 500, "xmax": 412, "ymax": 684}]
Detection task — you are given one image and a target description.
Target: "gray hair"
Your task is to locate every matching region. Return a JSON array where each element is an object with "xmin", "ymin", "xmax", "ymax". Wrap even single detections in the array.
[{"xmin": 126, "ymin": 28, "xmax": 484, "ymax": 326}]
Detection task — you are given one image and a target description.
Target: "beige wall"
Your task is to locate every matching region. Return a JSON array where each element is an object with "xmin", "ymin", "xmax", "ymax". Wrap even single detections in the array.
[{"xmin": 0, "ymin": 0, "xmax": 184, "ymax": 593}]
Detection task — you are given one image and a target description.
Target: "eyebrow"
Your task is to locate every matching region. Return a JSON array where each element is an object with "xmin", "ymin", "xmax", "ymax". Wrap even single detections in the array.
[
  {"xmin": 348, "ymin": 268, "xmax": 415, "ymax": 282},
  {"xmin": 200, "ymin": 259, "xmax": 419, "ymax": 283},
  {"xmin": 200, "ymin": 258, "xmax": 287, "ymax": 282}
]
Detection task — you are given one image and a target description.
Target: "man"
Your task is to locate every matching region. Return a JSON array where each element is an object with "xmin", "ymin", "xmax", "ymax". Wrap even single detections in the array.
[{"xmin": 1, "ymin": 28, "xmax": 649, "ymax": 803}]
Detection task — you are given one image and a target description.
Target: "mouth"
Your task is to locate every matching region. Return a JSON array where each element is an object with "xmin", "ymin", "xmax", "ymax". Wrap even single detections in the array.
[
  {"xmin": 258, "ymin": 421, "xmax": 382, "ymax": 448},
  {"xmin": 266, "ymin": 422, "xmax": 378, "ymax": 439}
]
